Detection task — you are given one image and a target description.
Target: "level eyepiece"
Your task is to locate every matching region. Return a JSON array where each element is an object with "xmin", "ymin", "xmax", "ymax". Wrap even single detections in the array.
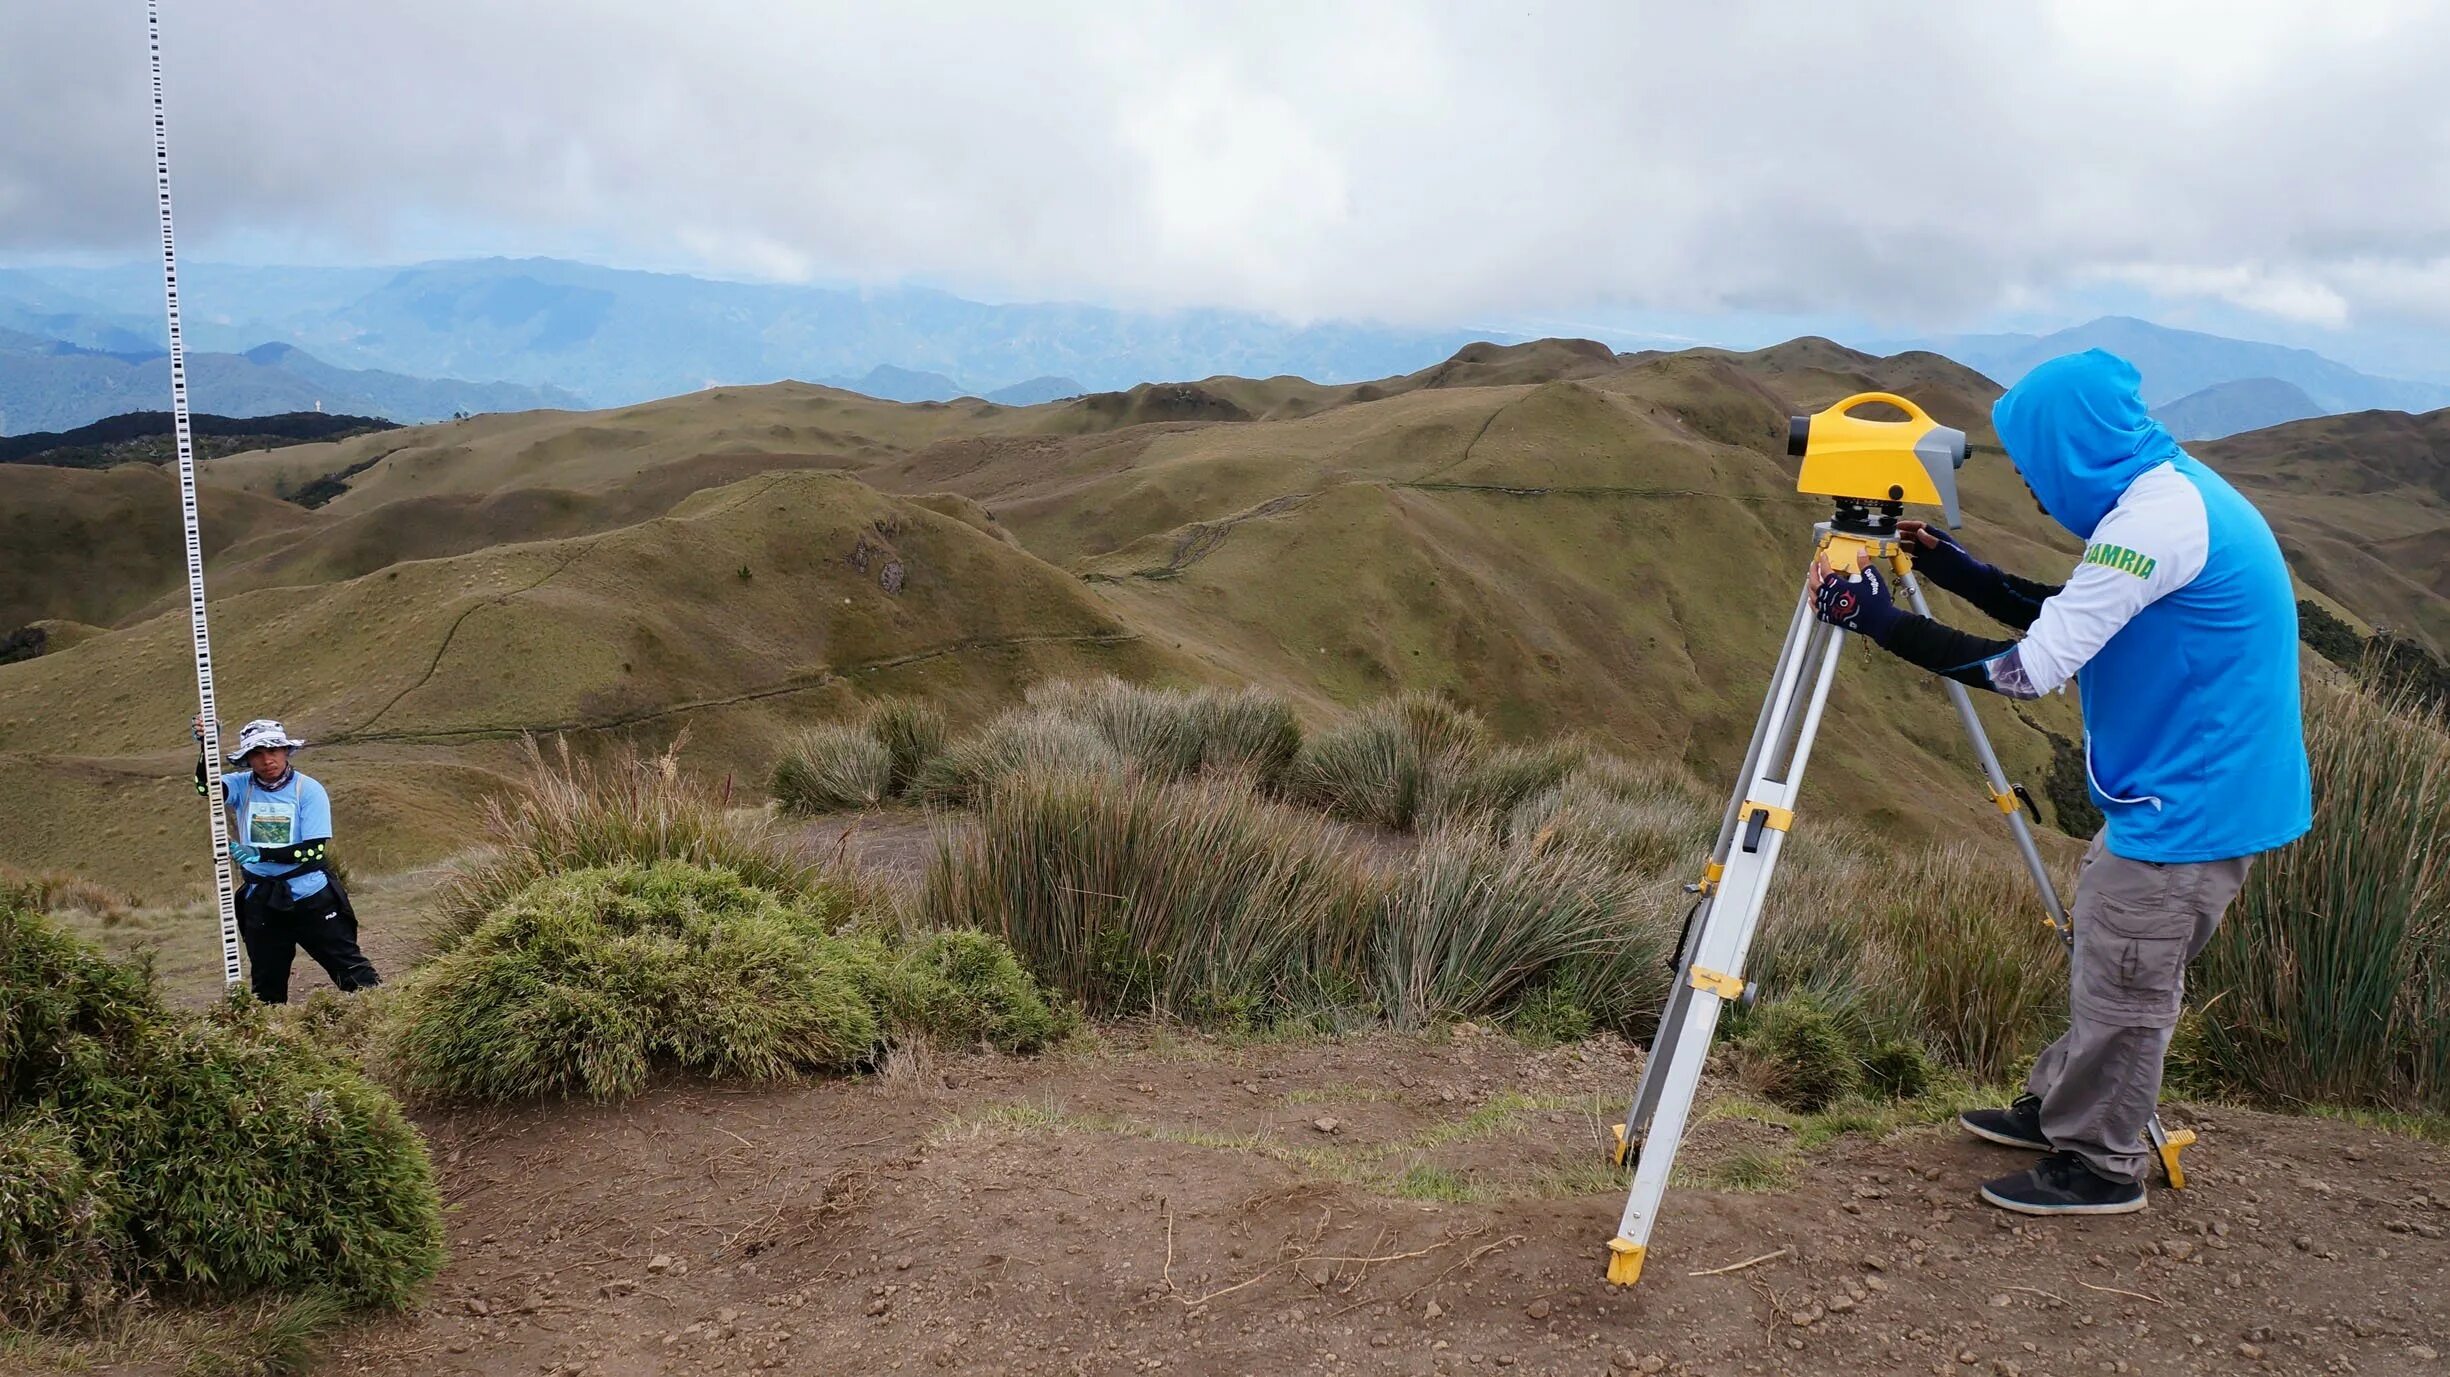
[{"xmin": 1786, "ymin": 415, "xmax": 1810, "ymax": 458}]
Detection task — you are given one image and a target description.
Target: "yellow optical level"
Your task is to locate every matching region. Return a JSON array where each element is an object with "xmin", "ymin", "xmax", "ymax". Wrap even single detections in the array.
[{"xmin": 1787, "ymin": 392, "xmax": 1968, "ymax": 530}]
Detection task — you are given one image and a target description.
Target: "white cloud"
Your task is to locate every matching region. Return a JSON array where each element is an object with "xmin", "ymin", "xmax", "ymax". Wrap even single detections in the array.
[
  {"xmin": 2, "ymin": 0, "xmax": 2445, "ymax": 334},
  {"xmin": 2092, "ymin": 263, "xmax": 2353, "ymax": 328}
]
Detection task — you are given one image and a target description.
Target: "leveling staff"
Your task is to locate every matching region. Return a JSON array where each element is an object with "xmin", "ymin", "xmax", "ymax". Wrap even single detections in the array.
[
  {"xmin": 191, "ymin": 716, "xmax": 382, "ymax": 1002},
  {"xmin": 1808, "ymin": 349, "xmax": 2311, "ymax": 1216}
]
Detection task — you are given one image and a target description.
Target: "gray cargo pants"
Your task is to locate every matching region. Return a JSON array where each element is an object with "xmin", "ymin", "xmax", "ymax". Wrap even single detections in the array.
[{"xmin": 2025, "ymin": 831, "xmax": 2252, "ymax": 1184}]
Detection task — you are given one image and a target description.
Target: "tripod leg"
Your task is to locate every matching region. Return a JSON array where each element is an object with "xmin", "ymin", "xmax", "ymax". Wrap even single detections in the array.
[
  {"xmin": 1899, "ymin": 571, "xmax": 2195, "ymax": 1189},
  {"xmin": 1607, "ymin": 606, "xmax": 1849, "ymax": 1285},
  {"xmin": 1613, "ymin": 593, "xmax": 1815, "ymax": 1167},
  {"xmin": 1898, "ymin": 570, "xmax": 2069, "ymax": 929}
]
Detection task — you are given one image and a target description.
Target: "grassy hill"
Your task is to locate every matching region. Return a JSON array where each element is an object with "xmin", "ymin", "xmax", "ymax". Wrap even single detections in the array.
[{"xmin": 2, "ymin": 336, "xmax": 2437, "ymax": 897}]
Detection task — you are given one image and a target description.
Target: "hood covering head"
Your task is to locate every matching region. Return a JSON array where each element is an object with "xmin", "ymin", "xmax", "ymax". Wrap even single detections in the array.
[{"xmin": 1990, "ymin": 349, "xmax": 2183, "ymax": 540}]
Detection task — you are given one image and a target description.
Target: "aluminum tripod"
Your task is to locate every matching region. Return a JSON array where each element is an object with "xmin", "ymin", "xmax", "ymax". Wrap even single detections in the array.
[{"xmin": 1599, "ymin": 524, "xmax": 2193, "ymax": 1288}]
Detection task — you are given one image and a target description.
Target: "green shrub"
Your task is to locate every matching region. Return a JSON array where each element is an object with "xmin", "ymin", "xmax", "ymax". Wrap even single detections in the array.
[
  {"xmin": 921, "ymin": 771, "xmax": 1378, "ymax": 1019},
  {"xmin": 0, "ymin": 906, "xmax": 442, "ymax": 1321},
  {"xmin": 911, "ymin": 709, "xmax": 1124, "ymax": 806},
  {"xmin": 867, "ymin": 698, "xmax": 950, "ymax": 796},
  {"xmin": 1740, "ymin": 995, "xmax": 1862, "ymax": 1112},
  {"xmin": 433, "ymin": 737, "xmax": 817, "ymax": 949},
  {"xmin": 771, "ymin": 724, "xmax": 895, "ymax": 813},
  {"xmin": 1502, "ymin": 976, "xmax": 1597, "ymax": 1047},
  {"xmin": 1373, "ymin": 827, "xmax": 1626, "ymax": 1028},
  {"xmin": 1862, "ymin": 1035, "xmax": 1936, "ymax": 1099},
  {"xmin": 876, "ymin": 929, "xmax": 1068, "ymax": 1053},
  {"xmin": 0, "ymin": 1117, "xmax": 117, "ymax": 1326},
  {"xmin": 2183, "ymin": 676, "xmax": 2450, "ymax": 1108},
  {"xmin": 389, "ymin": 863, "xmax": 879, "ymax": 1101}
]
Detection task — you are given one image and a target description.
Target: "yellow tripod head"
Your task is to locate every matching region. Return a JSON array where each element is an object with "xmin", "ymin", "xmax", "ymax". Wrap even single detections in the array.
[{"xmin": 1787, "ymin": 392, "xmax": 1968, "ymax": 533}]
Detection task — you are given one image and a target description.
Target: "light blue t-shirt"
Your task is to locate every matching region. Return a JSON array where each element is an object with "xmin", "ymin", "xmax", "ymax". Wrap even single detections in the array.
[{"xmin": 219, "ymin": 769, "xmax": 333, "ymax": 900}]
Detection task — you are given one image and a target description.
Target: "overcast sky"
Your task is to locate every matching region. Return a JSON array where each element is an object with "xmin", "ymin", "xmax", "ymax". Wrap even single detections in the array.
[{"xmin": 5, "ymin": 1, "xmax": 2446, "ymax": 360}]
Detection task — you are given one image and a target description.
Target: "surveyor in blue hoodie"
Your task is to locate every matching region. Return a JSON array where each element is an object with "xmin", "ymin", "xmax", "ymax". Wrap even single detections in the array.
[{"xmin": 1807, "ymin": 348, "xmax": 2311, "ymax": 1215}]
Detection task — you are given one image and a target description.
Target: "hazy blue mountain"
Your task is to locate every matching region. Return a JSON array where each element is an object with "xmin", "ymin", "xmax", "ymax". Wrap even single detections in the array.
[
  {"xmin": 984, "ymin": 375, "xmax": 1085, "ymax": 405},
  {"xmin": 0, "ymin": 258, "xmax": 1493, "ymax": 408},
  {"xmin": 819, "ymin": 364, "xmax": 968, "ymax": 403},
  {"xmin": 1870, "ymin": 316, "xmax": 2450, "ymax": 414},
  {"xmin": 2149, "ymin": 377, "xmax": 2326, "ymax": 441},
  {"xmin": 0, "ymin": 327, "xmax": 580, "ymax": 433}
]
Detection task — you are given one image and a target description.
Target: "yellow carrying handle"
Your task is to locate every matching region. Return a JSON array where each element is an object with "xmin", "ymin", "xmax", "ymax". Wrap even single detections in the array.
[{"xmin": 1826, "ymin": 391, "xmax": 1936, "ymax": 427}]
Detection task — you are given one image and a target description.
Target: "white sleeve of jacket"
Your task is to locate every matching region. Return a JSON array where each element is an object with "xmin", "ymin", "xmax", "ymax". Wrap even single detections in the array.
[{"xmin": 1997, "ymin": 462, "xmax": 2211, "ymax": 696}]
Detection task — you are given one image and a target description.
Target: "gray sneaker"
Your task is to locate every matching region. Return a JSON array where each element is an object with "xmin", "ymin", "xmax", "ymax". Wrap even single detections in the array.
[{"xmin": 1959, "ymin": 1093, "xmax": 2048, "ymax": 1151}]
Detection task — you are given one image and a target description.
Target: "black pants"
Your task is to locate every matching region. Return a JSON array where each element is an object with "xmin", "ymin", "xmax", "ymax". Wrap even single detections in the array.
[{"xmin": 237, "ymin": 878, "xmax": 382, "ymax": 1004}]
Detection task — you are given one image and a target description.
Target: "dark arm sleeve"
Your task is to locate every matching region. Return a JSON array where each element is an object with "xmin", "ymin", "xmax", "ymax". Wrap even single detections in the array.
[
  {"xmin": 1917, "ymin": 564, "xmax": 2062, "ymax": 632},
  {"xmin": 195, "ymin": 753, "xmax": 209, "ymax": 796},
  {"xmin": 1878, "ymin": 612, "xmax": 2022, "ymax": 693}
]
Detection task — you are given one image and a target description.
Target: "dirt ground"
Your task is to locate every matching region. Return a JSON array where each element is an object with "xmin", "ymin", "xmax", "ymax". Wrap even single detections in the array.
[{"xmin": 304, "ymin": 1028, "xmax": 2446, "ymax": 1377}]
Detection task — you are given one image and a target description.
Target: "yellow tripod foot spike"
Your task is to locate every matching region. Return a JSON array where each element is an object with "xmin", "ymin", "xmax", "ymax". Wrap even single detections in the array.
[
  {"xmin": 1605, "ymin": 1236, "xmax": 1647, "ymax": 1287},
  {"xmin": 2158, "ymin": 1127, "xmax": 2196, "ymax": 1190},
  {"xmin": 1609, "ymin": 1122, "xmax": 1631, "ymax": 1168}
]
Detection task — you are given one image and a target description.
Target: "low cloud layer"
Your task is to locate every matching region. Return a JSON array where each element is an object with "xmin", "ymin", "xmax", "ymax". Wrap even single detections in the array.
[{"xmin": 5, "ymin": 1, "xmax": 2445, "ymax": 335}]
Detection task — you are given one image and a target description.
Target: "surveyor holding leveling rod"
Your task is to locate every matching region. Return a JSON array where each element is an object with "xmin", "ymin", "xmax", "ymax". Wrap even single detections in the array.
[
  {"xmin": 1807, "ymin": 348, "xmax": 2312, "ymax": 1215},
  {"xmin": 190, "ymin": 715, "xmax": 382, "ymax": 1003}
]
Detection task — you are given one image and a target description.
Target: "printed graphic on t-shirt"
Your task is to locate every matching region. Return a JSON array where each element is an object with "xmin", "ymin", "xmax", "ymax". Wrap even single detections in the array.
[{"xmin": 246, "ymin": 800, "xmax": 296, "ymax": 848}]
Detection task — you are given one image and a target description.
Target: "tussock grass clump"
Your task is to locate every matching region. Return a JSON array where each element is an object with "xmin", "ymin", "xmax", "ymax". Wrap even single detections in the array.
[
  {"xmin": 769, "ymin": 698, "xmax": 950, "ymax": 813},
  {"xmin": 434, "ymin": 737, "xmax": 815, "ymax": 950},
  {"xmin": 2185, "ymin": 676, "xmax": 2450, "ymax": 1108},
  {"xmin": 1861, "ymin": 845, "xmax": 2067, "ymax": 1082},
  {"xmin": 911, "ymin": 709, "xmax": 1124, "ymax": 807},
  {"xmin": 0, "ymin": 905, "xmax": 443, "ymax": 1324},
  {"xmin": 771, "ymin": 725, "xmax": 895, "ymax": 814},
  {"xmin": 1431, "ymin": 741, "xmax": 1588, "ymax": 828},
  {"xmin": 389, "ymin": 863, "xmax": 879, "ymax": 1101},
  {"xmin": 1195, "ymin": 685, "xmax": 1305, "ymax": 785},
  {"xmin": 868, "ymin": 698, "xmax": 950, "ymax": 795},
  {"xmin": 1020, "ymin": 678, "xmax": 1306, "ymax": 787},
  {"xmin": 921, "ymin": 771, "xmax": 1378, "ymax": 1021},
  {"xmin": 1373, "ymin": 826, "xmax": 1628, "ymax": 1028},
  {"xmin": 1510, "ymin": 758, "xmax": 1716, "ymax": 878},
  {"xmin": 1295, "ymin": 691, "xmax": 1487, "ymax": 831}
]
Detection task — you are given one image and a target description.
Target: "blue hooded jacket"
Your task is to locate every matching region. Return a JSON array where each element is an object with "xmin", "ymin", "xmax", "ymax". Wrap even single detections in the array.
[{"xmin": 1992, "ymin": 351, "xmax": 2311, "ymax": 862}]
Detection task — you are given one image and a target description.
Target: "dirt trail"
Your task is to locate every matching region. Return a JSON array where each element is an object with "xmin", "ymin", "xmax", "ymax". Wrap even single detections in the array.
[{"xmin": 326, "ymin": 1030, "xmax": 2448, "ymax": 1377}]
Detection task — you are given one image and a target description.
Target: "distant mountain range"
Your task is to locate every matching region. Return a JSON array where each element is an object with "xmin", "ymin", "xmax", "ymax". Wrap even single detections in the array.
[
  {"xmin": 0, "ymin": 258, "xmax": 1485, "ymax": 419},
  {"xmin": 8, "ymin": 259, "xmax": 2446, "ymax": 443},
  {"xmin": 2148, "ymin": 378, "xmax": 2325, "ymax": 442},
  {"xmin": 0, "ymin": 326, "xmax": 579, "ymax": 434},
  {"xmin": 1869, "ymin": 316, "xmax": 2450, "ymax": 438},
  {"xmin": 810, "ymin": 365, "xmax": 1085, "ymax": 405}
]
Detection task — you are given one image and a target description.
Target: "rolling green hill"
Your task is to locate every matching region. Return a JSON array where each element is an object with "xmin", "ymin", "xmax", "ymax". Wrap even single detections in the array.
[{"xmin": 2, "ymin": 337, "xmax": 2435, "ymax": 897}]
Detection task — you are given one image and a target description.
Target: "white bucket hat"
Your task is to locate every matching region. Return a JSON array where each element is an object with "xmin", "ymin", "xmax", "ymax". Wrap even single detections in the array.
[{"xmin": 226, "ymin": 718, "xmax": 307, "ymax": 763}]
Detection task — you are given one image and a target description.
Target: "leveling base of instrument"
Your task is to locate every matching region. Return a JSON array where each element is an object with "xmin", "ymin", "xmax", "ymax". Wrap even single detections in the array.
[{"xmin": 1597, "ymin": 517, "xmax": 2196, "ymax": 1287}]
